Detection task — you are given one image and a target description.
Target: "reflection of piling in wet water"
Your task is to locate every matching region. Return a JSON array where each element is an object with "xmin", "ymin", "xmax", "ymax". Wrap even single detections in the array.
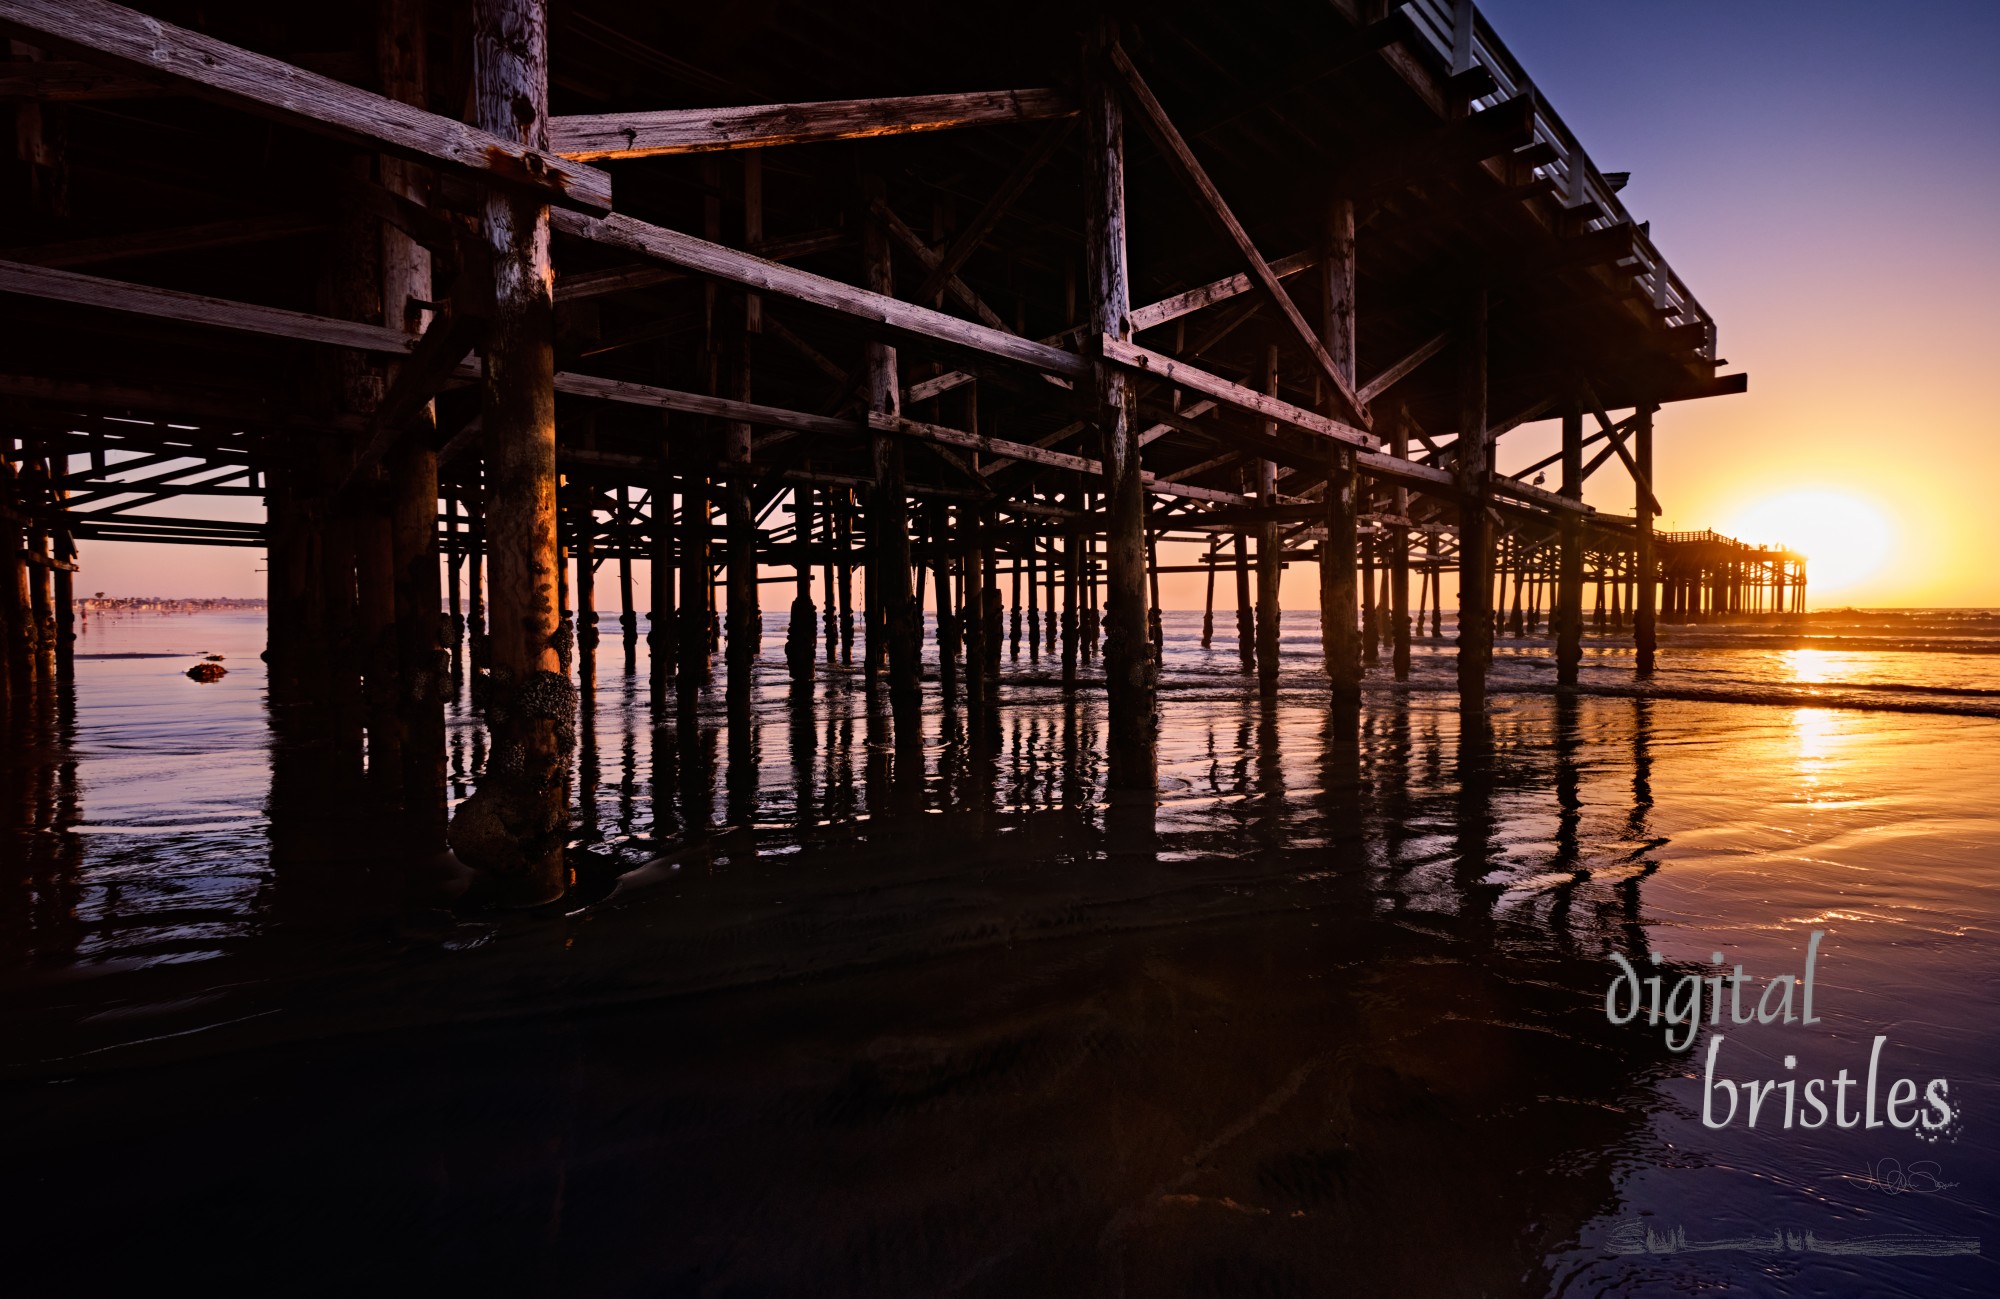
[
  {"xmin": 0, "ymin": 0, "xmax": 1788, "ymax": 918},
  {"xmin": 2, "ymin": 657, "xmax": 1697, "ymax": 1293}
]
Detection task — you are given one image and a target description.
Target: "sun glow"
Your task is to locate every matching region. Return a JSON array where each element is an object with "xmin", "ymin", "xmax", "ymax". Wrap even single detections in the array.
[{"xmin": 1725, "ymin": 490, "xmax": 1892, "ymax": 596}]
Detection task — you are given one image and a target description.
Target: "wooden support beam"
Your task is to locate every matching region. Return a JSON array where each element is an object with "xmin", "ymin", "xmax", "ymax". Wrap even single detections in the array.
[
  {"xmin": 0, "ymin": 0, "xmax": 612, "ymax": 210},
  {"xmin": 549, "ymin": 207, "xmax": 1091, "ymax": 382},
  {"xmin": 1389, "ymin": 406, "xmax": 1412, "ymax": 680},
  {"xmin": 549, "ymin": 87, "xmax": 1075, "ymax": 160},
  {"xmin": 0, "ymin": 257, "xmax": 417, "ymax": 352},
  {"xmin": 1357, "ymin": 329, "xmax": 1448, "ymax": 405},
  {"xmin": 1136, "ymin": 398, "xmax": 1218, "ymax": 447},
  {"xmin": 381, "ymin": 0, "xmax": 448, "ymax": 850},
  {"xmin": 1101, "ymin": 338, "xmax": 1376, "ymax": 450},
  {"xmin": 1128, "ymin": 248, "xmax": 1317, "ymax": 333},
  {"xmin": 1576, "ymin": 378, "xmax": 1663, "ymax": 517},
  {"xmin": 1634, "ymin": 404, "xmax": 1658, "ymax": 674},
  {"xmin": 1321, "ymin": 195, "xmax": 1361, "ymax": 734},
  {"xmin": 448, "ymin": 0, "xmax": 567, "ymax": 905},
  {"xmin": 977, "ymin": 419, "xmax": 1084, "ymax": 476},
  {"xmin": 1456, "ymin": 286, "xmax": 1491, "ymax": 709},
  {"xmin": 1556, "ymin": 406, "xmax": 1583, "ymax": 687},
  {"xmin": 1491, "ymin": 473, "xmax": 1591, "ymax": 514},
  {"xmin": 1108, "ymin": 42, "xmax": 1370, "ymax": 428},
  {"xmin": 865, "ymin": 232, "xmax": 920, "ymax": 733},
  {"xmin": 553, "ymin": 228, "xmax": 850, "ymax": 302},
  {"xmin": 1090, "ymin": 17, "xmax": 1155, "ymax": 790},
  {"xmin": 1253, "ymin": 345, "xmax": 1283, "ymax": 695},
  {"xmin": 870, "ymin": 411, "xmax": 1090, "ymax": 475},
  {"xmin": 871, "ymin": 197, "xmax": 1010, "ymax": 331},
  {"xmin": 344, "ymin": 305, "xmax": 484, "ymax": 486}
]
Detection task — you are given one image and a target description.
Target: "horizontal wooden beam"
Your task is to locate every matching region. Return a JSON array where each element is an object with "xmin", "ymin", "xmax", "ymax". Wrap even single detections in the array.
[
  {"xmin": 0, "ymin": 257, "xmax": 416, "ymax": 353},
  {"xmin": 0, "ymin": 0, "xmax": 612, "ymax": 210},
  {"xmin": 549, "ymin": 88, "xmax": 1075, "ymax": 161},
  {"xmin": 1100, "ymin": 337, "xmax": 1377, "ymax": 451},
  {"xmin": 550, "ymin": 207, "xmax": 1092, "ymax": 382},
  {"xmin": 550, "ymin": 373, "xmax": 1245, "ymax": 504},
  {"xmin": 1491, "ymin": 474, "xmax": 1593, "ymax": 514},
  {"xmin": 870, "ymin": 411, "xmax": 1094, "ymax": 475},
  {"xmin": 553, "ymin": 227, "xmax": 850, "ymax": 303},
  {"xmin": 1356, "ymin": 450, "xmax": 1454, "ymax": 492},
  {"xmin": 548, "ymin": 370, "xmax": 854, "ymax": 437}
]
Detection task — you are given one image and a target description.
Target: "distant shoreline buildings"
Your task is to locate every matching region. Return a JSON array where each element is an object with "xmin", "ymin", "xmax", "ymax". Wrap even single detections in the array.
[{"xmin": 79, "ymin": 597, "xmax": 267, "ymax": 615}]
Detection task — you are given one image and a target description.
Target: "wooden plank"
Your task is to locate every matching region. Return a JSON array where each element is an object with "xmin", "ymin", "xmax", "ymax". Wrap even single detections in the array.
[
  {"xmin": 549, "ymin": 88, "xmax": 1075, "ymax": 160},
  {"xmin": 549, "ymin": 207, "xmax": 1093, "ymax": 381},
  {"xmin": 1100, "ymin": 337, "xmax": 1377, "ymax": 450},
  {"xmin": 555, "ymin": 227, "xmax": 851, "ymax": 302},
  {"xmin": 1148, "ymin": 478, "xmax": 1248, "ymax": 505},
  {"xmin": 551, "ymin": 370, "xmax": 857, "ymax": 437},
  {"xmin": 0, "ymin": 0, "xmax": 612, "ymax": 210},
  {"xmin": 0, "ymin": 257, "xmax": 417, "ymax": 352},
  {"xmin": 904, "ymin": 323, "xmax": 1086, "ymax": 404},
  {"xmin": 1108, "ymin": 42, "xmax": 1369, "ymax": 427},
  {"xmin": 873, "ymin": 411, "xmax": 1246, "ymax": 503},
  {"xmin": 1491, "ymin": 474, "xmax": 1592, "ymax": 514},
  {"xmin": 1357, "ymin": 329, "xmax": 1449, "ymax": 404},
  {"xmin": 1357, "ymin": 449, "xmax": 1455, "ymax": 491},
  {"xmin": 344, "ymin": 308, "xmax": 486, "ymax": 485},
  {"xmin": 869, "ymin": 411, "xmax": 1095, "ymax": 475},
  {"xmin": 977, "ymin": 420, "xmax": 1084, "ymax": 477},
  {"xmin": 554, "ymin": 263, "xmax": 682, "ymax": 303},
  {"xmin": 1128, "ymin": 249, "xmax": 1317, "ymax": 333}
]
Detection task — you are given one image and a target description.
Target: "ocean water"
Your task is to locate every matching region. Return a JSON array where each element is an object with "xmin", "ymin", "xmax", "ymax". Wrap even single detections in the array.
[{"xmin": 3, "ymin": 606, "xmax": 1995, "ymax": 1295}]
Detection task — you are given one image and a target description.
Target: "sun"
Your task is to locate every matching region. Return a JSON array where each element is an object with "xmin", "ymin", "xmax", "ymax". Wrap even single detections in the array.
[{"xmin": 1724, "ymin": 490, "xmax": 1892, "ymax": 595}]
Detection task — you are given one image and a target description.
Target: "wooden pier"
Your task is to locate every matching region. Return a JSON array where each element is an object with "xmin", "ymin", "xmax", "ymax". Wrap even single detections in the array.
[{"xmin": 0, "ymin": 0, "xmax": 1769, "ymax": 899}]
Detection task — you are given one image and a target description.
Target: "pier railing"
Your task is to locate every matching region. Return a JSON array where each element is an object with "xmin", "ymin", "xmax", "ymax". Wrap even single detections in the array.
[{"xmin": 1401, "ymin": 0, "xmax": 1719, "ymax": 360}]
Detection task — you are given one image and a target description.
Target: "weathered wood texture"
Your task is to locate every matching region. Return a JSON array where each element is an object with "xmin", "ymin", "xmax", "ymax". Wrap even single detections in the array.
[
  {"xmin": 1320, "ymin": 197, "xmax": 1361, "ymax": 736},
  {"xmin": 1556, "ymin": 407, "xmax": 1584, "ymax": 685},
  {"xmin": 551, "ymin": 208, "xmax": 1091, "ymax": 381},
  {"xmin": 1085, "ymin": 21, "xmax": 1156, "ymax": 794},
  {"xmin": 1455, "ymin": 287, "xmax": 1490, "ymax": 709},
  {"xmin": 0, "ymin": 0, "xmax": 612, "ymax": 209},
  {"xmin": 550, "ymin": 88, "xmax": 1074, "ymax": 160},
  {"xmin": 445, "ymin": 0, "xmax": 568, "ymax": 906}
]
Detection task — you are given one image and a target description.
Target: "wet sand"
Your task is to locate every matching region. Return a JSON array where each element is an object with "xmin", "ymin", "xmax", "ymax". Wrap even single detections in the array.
[{"xmin": 3, "ymin": 611, "xmax": 1996, "ymax": 1295}]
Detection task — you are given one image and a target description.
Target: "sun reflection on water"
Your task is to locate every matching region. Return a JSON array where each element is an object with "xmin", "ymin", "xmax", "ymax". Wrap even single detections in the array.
[
  {"xmin": 1784, "ymin": 648, "xmax": 1836, "ymax": 685},
  {"xmin": 1791, "ymin": 706, "xmax": 1842, "ymax": 798}
]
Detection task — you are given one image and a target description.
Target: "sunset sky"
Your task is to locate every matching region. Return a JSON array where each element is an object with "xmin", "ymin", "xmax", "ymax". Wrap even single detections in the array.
[{"xmin": 74, "ymin": 0, "xmax": 2000, "ymax": 610}]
